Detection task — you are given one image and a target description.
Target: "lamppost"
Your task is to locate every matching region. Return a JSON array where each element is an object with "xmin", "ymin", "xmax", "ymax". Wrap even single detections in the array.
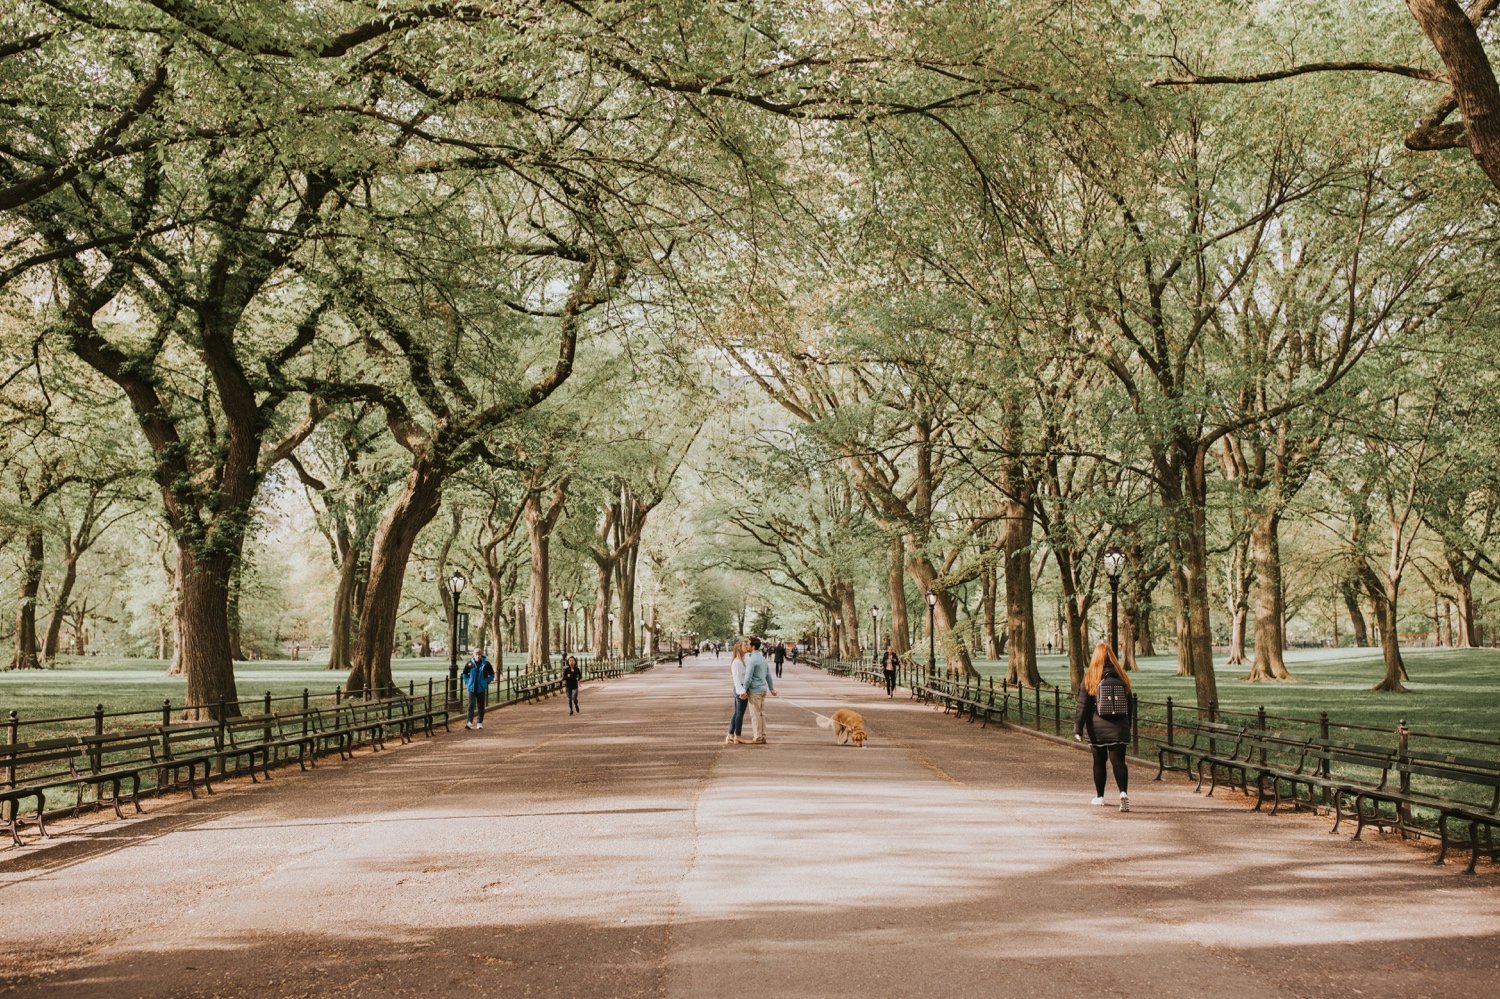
[
  {"xmin": 833, "ymin": 616, "xmax": 841, "ymax": 661},
  {"xmin": 926, "ymin": 590, "xmax": 938, "ymax": 676},
  {"xmin": 608, "ymin": 610, "xmax": 617, "ymax": 663},
  {"xmin": 1104, "ymin": 546, "xmax": 1125, "ymax": 656},
  {"xmin": 870, "ymin": 605, "xmax": 880, "ymax": 666},
  {"xmin": 560, "ymin": 594, "xmax": 572, "ymax": 656},
  {"xmin": 447, "ymin": 569, "xmax": 466, "ymax": 708}
]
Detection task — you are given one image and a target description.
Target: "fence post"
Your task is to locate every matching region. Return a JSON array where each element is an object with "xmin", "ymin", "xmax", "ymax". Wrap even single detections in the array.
[
  {"xmin": 1165, "ymin": 696, "xmax": 1174, "ymax": 746},
  {"xmin": 1131, "ymin": 694, "xmax": 1139, "ymax": 754},
  {"xmin": 160, "ymin": 699, "xmax": 172, "ymax": 757},
  {"xmin": 264, "ymin": 691, "xmax": 272, "ymax": 715},
  {"xmin": 1257, "ymin": 706, "xmax": 1267, "ymax": 765},
  {"xmin": 427, "ymin": 677, "xmax": 434, "ymax": 710},
  {"xmin": 1034, "ymin": 684, "xmax": 1041, "ymax": 731},
  {"xmin": 1398, "ymin": 719, "xmax": 1410, "ymax": 795},
  {"xmin": 336, "ymin": 684, "xmax": 343, "ymax": 705},
  {"xmin": 1208, "ymin": 699, "xmax": 1217, "ymax": 723},
  {"xmin": 302, "ymin": 688, "xmax": 310, "ymax": 737},
  {"xmin": 1319, "ymin": 711, "xmax": 1330, "ymax": 777},
  {"xmin": 92, "ymin": 703, "xmax": 105, "ymax": 773},
  {"xmin": 6, "ymin": 710, "xmax": 17, "ymax": 791},
  {"xmin": 1053, "ymin": 687, "xmax": 1060, "ymax": 735}
]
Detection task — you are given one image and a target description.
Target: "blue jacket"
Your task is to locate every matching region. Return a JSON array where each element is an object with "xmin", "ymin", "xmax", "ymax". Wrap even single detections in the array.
[
  {"xmin": 462, "ymin": 656, "xmax": 494, "ymax": 694},
  {"xmin": 744, "ymin": 651, "xmax": 775, "ymax": 693}
]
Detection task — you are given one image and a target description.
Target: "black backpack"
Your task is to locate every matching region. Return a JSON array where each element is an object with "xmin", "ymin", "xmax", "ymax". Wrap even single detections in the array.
[{"xmin": 1096, "ymin": 672, "xmax": 1130, "ymax": 717}]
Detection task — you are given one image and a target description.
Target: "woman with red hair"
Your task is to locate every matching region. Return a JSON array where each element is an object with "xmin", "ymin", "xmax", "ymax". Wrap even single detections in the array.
[{"xmin": 1073, "ymin": 642, "xmax": 1134, "ymax": 811}]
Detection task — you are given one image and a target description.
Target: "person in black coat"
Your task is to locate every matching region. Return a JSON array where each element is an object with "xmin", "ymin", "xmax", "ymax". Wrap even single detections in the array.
[
  {"xmin": 1073, "ymin": 642, "xmax": 1134, "ymax": 811},
  {"xmin": 563, "ymin": 655, "xmax": 583, "ymax": 715},
  {"xmin": 880, "ymin": 644, "xmax": 899, "ymax": 697}
]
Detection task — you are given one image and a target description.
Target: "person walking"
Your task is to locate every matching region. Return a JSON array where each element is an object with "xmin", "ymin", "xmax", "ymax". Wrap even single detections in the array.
[
  {"xmin": 772, "ymin": 641, "xmax": 786, "ymax": 678},
  {"xmin": 461, "ymin": 647, "xmax": 495, "ymax": 730},
  {"xmin": 677, "ymin": 645, "xmax": 685, "ymax": 667},
  {"xmin": 880, "ymin": 643, "xmax": 899, "ymax": 698},
  {"xmin": 1073, "ymin": 642, "xmax": 1133, "ymax": 811},
  {"xmin": 742, "ymin": 637, "xmax": 778, "ymax": 744},
  {"xmin": 564, "ymin": 655, "xmax": 583, "ymax": 715},
  {"xmin": 725, "ymin": 640, "xmax": 750, "ymax": 745}
]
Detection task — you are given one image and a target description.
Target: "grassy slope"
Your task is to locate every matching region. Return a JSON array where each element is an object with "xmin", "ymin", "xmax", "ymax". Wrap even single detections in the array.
[{"xmin": 971, "ymin": 647, "xmax": 1500, "ymax": 743}]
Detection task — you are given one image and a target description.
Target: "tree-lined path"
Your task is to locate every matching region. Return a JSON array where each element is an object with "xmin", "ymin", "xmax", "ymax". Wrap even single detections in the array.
[{"xmin": 3, "ymin": 662, "xmax": 1499, "ymax": 998}]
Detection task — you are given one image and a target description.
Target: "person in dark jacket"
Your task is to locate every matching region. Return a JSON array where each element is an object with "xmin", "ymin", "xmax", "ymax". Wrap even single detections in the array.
[
  {"xmin": 564, "ymin": 655, "xmax": 583, "ymax": 715},
  {"xmin": 461, "ymin": 648, "xmax": 495, "ymax": 730},
  {"xmin": 772, "ymin": 642, "xmax": 786, "ymax": 678},
  {"xmin": 1073, "ymin": 641, "xmax": 1133, "ymax": 811},
  {"xmin": 880, "ymin": 644, "xmax": 899, "ymax": 697}
]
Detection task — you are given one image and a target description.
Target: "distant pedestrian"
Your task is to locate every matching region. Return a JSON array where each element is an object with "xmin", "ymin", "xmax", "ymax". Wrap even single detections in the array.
[
  {"xmin": 678, "ymin": 645, "xmax": 685, "ymax": 667},
  {"xmin": 564, "ymin": 655, "xmax": 583, "ymax": 715},
  {"xmin": 772, "ymin": 641, "xmax": 786, "ymax": 678},
  {"xmin": 1073, "ymin": 641, "xmax": 1133, "ymax": 811},
  {"xmin": 725, "ymin": 640, "xmax": 749, "ymax": 745},
  {"xmin": 462, "ymin": 647, "xmax": 495, "ymax": 730},
  {"xmin": 880, "ymin": 643, "xmax": 899, "ymax": 697},
  {"xmin": 742, "ymin": 637, "xmax": 778, "ymax": 744}
]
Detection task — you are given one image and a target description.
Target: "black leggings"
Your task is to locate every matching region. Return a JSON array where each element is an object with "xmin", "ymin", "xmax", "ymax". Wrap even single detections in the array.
[
  {"xmin": 1092, "ymin": 744, "xmax": 1128, "ymax": 796},
  {"xmin": 884, "ymin": 670, "xmax": 896, "ymax": 695}
]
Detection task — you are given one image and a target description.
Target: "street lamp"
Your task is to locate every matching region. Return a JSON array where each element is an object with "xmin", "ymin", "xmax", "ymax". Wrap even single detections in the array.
[
  {"xmin": 870, "ymin": 605, "xmax": 880, "ymax": 666},
  {"xmin": 608, "ymin": 610, "xmax": 616, "ymax": 663},
  {"xmin": 447, "ymin": 569, "xmax": 467, "ymax": 708},
  {"xmin": 926, "ymin": 590, "xmax": 938, "ymax": 675},
  {"xmin": 833, "ymin": 616, "xmax": 841, "ymax": 661},
  {"xmin": 560, "ymin": 594, "xmax": 573, "ymax": 656},
  {"xmin": 1104, "ymin": 546, "xmax": 1126, "ymax": 656}
]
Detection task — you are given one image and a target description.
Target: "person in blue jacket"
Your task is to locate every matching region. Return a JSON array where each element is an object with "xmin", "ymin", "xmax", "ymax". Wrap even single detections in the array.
[{"xmin": 462, "ymin": 647, "xmax": 495, "ymax": 730}]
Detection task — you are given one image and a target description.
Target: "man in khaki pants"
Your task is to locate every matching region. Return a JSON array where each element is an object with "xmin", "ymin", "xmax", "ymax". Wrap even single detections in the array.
[{"xmin": 742, "ymin": 637, "xmax": 778, "ymax": 744}]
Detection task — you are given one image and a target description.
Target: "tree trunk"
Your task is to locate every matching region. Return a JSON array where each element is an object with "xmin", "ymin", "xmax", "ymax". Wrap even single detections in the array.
[
  {"xmin": 887, "ymin": 537, "xmax": 911, "ymax": 656},
  {"xmin": 616, "ymin": 542, "xmax": 639, "ymax": 657},
  {"xmin": 592, "ymin": 561, "xmax": 611, "ymax": 657},
  {"xmin": 1223, "ymin": 533, "xmax": 1250, "ymax": 666},
  {"xmin": 11, "ymin": 527, "xmax": 43, "ymax": 669},
  {"xmin": 43, "ymin": 551, "xmax": 79, "ymax": 662},
  {"xmin": 348, "ymin": 463, "xmax": 445, "ymax": 698},
  {"xmin": 327, "ymin": 537, "xmax": 363, "ymax": 670},
  {"xmin": 70, "ymin": 605, "xmax": 87, "ymax": 655},
  {"xmin": 1244, "ymin": 512, "xmax": 1294, "ymax": 680},
  {"xmin": 526, "ymin": 502, "xmax": 552, "ymax": 669},
  {"xmin": 1121, "ymin": 600, "xmax": 1139, "ymax": 671},
  {"xmin": 1135, "ymin": 586, "xmax": 1157, "ymax": 656},
  {"xmin": 176, "ymin": 545, "xmax": 242, "ymax": 718},
  {"xmin": 1341, "ymin": 580, "xmax": 1369, "ymax": 646},
  {"xmin": 979, "ymin": 564, "xmax": 1000, "ymax": 659},
  {"xmin": 1406, "ymin": 0, "xmax": 1500, "ymax": 190},
  {"xmin": 1226, "ymin": 606, "xmax": 1248, "ymax": 666},
  {"xmin": 1445, "ymin": 549, "xmax": 1479, "ymax": 648},
  {"xmin": 1165, "ymin": 450, "xmax": 1221, "ymax": 710},
  {"xmin": 226, "ymin": 569, "xmax": 246, "ymax": 662},
  {"xmin": 1363, "ymin": 567, "xmax": 1408, "ymax": 692},
  {"xmin": 837, "ymin": 581, "xmax": 861, "ymax": 660},
  {"xmin": 903, "ymin": 553, "xmax": 974, "ymax": 676},
  {"xmin": 1001, "ymin": 498, "xmax": 1041, "ymax": 687},
  {"xmin": 1054, "ymin": 547, "xmax": 1089, "ymax": 690}
]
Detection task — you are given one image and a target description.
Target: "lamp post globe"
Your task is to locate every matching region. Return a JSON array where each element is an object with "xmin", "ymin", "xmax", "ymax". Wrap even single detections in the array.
[
  {"xmin": 560, "ymin": 594, "xmax": 572, "ymax": 656},
  {"xmin": 1103, "ymin": 546, "xmax": 1125, "ymax": 657},
  {"xmin": 926, "ymin": 591, "xmax": 938, "ymax": 675},
  {"xmin": 870, "ymin": 605, "xmax": 880, "ymax": 666},
  {"xmin": 447, "ymin": 570, "xmax": 466, "ymax": 709}
]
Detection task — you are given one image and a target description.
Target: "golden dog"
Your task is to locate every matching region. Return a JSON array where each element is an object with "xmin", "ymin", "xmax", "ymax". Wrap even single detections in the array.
[{"xmin": 816, "ymin": 708, "xmax": 868, "ymax": 747}]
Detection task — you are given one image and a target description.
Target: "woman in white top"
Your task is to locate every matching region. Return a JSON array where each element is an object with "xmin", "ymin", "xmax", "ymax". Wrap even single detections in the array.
[{"xmin": 725, "ymin": 640, "xmax": 750, "ymax": 745}]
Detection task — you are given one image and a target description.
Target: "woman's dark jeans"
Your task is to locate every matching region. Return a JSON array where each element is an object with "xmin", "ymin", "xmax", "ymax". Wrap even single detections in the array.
[{"xmin": 728, "ymin": 695, "xmax": 748, "ymax": 736}]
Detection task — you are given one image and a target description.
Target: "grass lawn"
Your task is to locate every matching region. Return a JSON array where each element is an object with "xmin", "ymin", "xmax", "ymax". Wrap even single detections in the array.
[
  {"xmin": 0, "ymin": 656, "xmax": 451, "ymax": 740},
  {"xmin": 968, "ymin": 647, "xmax": 1500, "ymax": 745}
]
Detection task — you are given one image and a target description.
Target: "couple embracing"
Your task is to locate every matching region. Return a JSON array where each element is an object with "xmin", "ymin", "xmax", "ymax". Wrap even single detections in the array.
[{"xmin": 725, "ymin": 637, "xmax": 777, "ymax": 745}]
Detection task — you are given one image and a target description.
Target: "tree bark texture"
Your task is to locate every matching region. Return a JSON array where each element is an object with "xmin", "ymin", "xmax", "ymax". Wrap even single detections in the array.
[
  {"xmin": 1244, "ymin": 512, "xmax": 1294, "ymax": 680},
  {"xmin": 42, "ymin": 550, "xmax": 78, "ymax": 662},
  {"xmin": 1001, "ymin": 497, "xmax": 1041, "ymax": 687},
  {"xmin": 11, "ymin": 527, "xmax": 43, "ymax": 670},
  {"xmin": 176, "ymin": 546, "xmax": 241, "ymax": 717},
  {"xmin": 887, "ymin": 537, "xmax": 911, "ymax": 656},
  {"xmin": 1341, "ymin": 580, "xmax": 1370, "ymax": 646},
  {"xmin": 1407, "ymin": 0, "xmax": 1500, "ymax": 189},
  {"xmin": 347, "ymin": 463, "xmax": 444, "ymax": 697},
  {"xmin": 980, "ymin": 564, "xmax": 1000, "ymax": 659}
]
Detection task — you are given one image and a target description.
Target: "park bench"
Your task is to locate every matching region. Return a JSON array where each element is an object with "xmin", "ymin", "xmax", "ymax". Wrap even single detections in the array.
[
  {"xmin": 402, "ymin": 695, "xmax": 450, "ymax": 738},
  {"xmin": 1269, "ymin": 738, "xmax": 1395, "ymax": 834},
  {"xmin": 221, "ymin": 714, "xmax": 321, "ymax": 779},
  {"xmin": 1199, "ymin": 730, "xmax": 1310, "ymax": 804},
  {"xmin": 158, "ymin": 722, "xmax": 220, "ymax": 797},
  {"xmin": 1347, "ymin": 749, "xmax": 1500, "ymax": 874},
  {"xmin": 1, "ymin": 738, "xmax": 88, "ymax": 845},
  {"xmin": 1154, "ymin": 720, "xmax": 1245, "ymax": 790},
  {"xmin": 78, "ymin": 727, "xmax": 165, "ymax": 819}
]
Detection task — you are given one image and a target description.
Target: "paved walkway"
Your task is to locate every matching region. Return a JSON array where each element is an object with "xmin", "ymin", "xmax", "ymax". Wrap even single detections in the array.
[{"xmin": 2, "ymin": 658, "xmax": 1498, "ymax": 998}]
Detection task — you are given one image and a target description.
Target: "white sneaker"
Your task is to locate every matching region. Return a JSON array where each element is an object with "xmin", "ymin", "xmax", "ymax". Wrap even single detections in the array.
[
  {"xmin": 476, "ymin": 722, "xmax": 483, "ymax": 729},
  {"xmin": 1119, "ymin": 793, "xmax": 1130, "ymax": 813},
  {"xmin": 464, "ymin": 722, "xmax": 472, "ymax": 730},
  {"xmin": 1090, "ymin": 796, "xmax": 1106, "ymax": 806}
]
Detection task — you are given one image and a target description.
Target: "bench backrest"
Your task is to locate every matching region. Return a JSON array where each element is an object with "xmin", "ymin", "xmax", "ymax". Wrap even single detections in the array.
[
  {"xmin": 160, "ymin": 722, "xmax": 223, "ymax": 759},
  {"xmin": 1400, "ymin": 750, "xmax": 1500, "ymax": 813},
  {"xmin": 80, "ymin": 729, "xmax": 160, "ymax": 773},
  {"xmin": 0, "ymin": 737, "xmax": 83, "ymax": 786}
]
